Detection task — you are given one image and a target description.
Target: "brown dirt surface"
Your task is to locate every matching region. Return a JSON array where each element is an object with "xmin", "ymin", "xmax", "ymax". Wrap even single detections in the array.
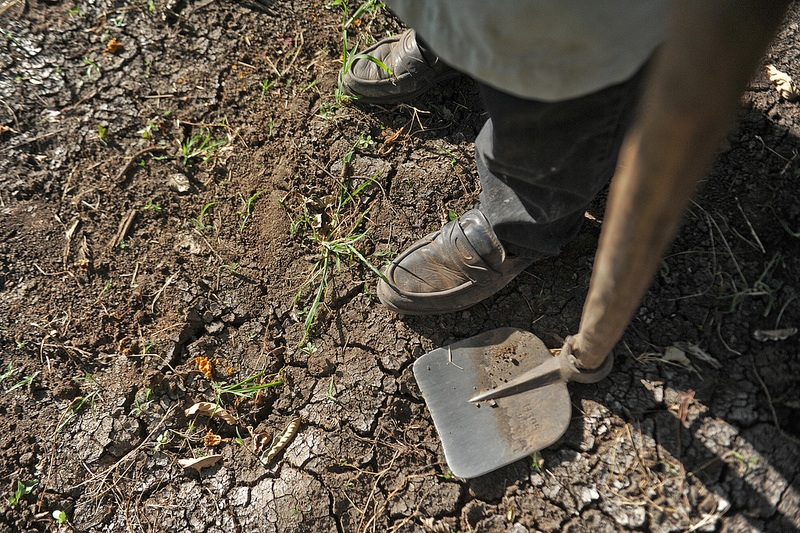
[{"xmin": 1, "ymin": 1, "xmax": 800, "ymax": 532}]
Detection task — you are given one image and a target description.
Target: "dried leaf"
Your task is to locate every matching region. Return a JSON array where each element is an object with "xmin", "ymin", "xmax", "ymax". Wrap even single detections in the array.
[
  {"xmin": 767, "ymin": 65, "xmax": 800, "ymax": 101},
  {"xmin": 195, "ymin": 356, "xmax": 213, "ymax": 379},
  {"xmin": 252, "ymin": 432, "xmax": 272, "ymax": 454},
  {"xmin": 260, "ymin": 416, "xmax": 301, "ymax": 465},
  {"xmin": 204, "ymin": 430, "xmax": 227, "ymax": 446},
  {"xmin": 104, "ymin": 37, "xmax": 123, "ymax": 53},
  {"xmin": 168, "ymin": 173, "xmax": 190, "ymax": 193},
  {"xmin": 185, "ymin": 401, "xmax": 237, "ymax": 425},
  {"xmin": 753, "ymin": 327, "xmax": 798, "ymax": 342},
  {"xmin": 178, "ymin": 454, "xmax": 222, "ymax": 472},
  {"xmin": 663, "ymin": 346, "xmax": 691, "ymax": 367}
]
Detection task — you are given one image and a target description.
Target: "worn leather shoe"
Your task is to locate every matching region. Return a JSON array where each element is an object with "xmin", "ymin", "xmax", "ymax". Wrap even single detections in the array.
[
  {"xmin": 339, "ymin": 29, "xmax": 458, "ymax": 104},
  {"xmin": 377, "ymin": 209, "xmax": 538, "ymax": 315}
]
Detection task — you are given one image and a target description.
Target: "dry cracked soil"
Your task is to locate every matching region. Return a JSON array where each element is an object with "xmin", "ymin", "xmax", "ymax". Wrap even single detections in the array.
[{"xmin": 1, "ymin": 1, "xmax": 800, "ymax": 532}]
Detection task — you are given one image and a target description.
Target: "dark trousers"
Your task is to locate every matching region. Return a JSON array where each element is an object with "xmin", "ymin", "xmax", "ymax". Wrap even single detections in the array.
[{"xmin": 476, "ymin": 62, "xmax": 649, "ymax": 257}]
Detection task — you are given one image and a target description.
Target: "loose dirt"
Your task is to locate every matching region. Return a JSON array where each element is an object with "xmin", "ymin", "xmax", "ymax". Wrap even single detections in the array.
[{"xmin": 1, "ymin": 1, "xmax": 799, "ymax": 532}]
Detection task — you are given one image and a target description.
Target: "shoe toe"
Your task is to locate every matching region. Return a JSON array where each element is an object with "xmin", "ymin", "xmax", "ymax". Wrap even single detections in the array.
[{"xmin": 377, "ymin": 209, "xmax": 537, "ymax": 315}]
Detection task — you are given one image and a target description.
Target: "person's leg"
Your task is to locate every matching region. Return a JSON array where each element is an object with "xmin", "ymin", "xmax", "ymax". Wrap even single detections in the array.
[
  {"xmin": 476, "ymin": 62, "xmax": 649, "ymax": 257},
  {"xmin": 378, "ymin": 61, "xmax": 649, "ymax": 315}
]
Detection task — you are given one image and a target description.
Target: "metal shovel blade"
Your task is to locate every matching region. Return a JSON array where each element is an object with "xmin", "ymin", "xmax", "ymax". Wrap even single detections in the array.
[{"xmin": 413, "ymin": 327, "xmax": 571, "ymax": 479}]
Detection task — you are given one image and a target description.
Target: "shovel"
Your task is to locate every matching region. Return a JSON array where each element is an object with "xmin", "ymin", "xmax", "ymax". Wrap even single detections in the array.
[
  {"xmin": 413, "ymin": 0, "xmax": 785, "ymax": 479},
  {"xmin": 413, "ymin": 328, "xmax": 613, "ymax": 478}
]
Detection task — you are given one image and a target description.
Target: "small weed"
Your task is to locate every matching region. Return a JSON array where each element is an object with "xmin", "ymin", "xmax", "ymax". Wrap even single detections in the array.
[
  {"xmin": 531, "ymin": 451, "xmax": 544, "ymax": 473},
  {"xmin": 720, "ymin": 251, "xmax": 782, "ymax": 316},
  {"xmin": 55, "ymin": 371, "xmax": 101, "ymax": 434},
  {"xmin": 5, "ymin": 371, "xmax": 40, "ymax": 394},
  {"xmin": 97, "ymin": 280, "xmax": 112, "ymax": 300},
  {"xmin": 261, "ymin": 78, "xmax": 275, "ymax": 98},
  {"xmin": 300, "ymin": 342, "xmax": 317, "ymax": 356},
  {"xmin": 219, "ymin": 262, "xmax": 240, "ymax": 272},
  {"xmin": 729, "ymin": 450, "xmax": 759, "ymax": 470},
  {"xmin": 95, "ymin": 124, "xmax": 108, "ymax": 145},
  {"xmin": 144, "ymin": 200, "xmax": 162, "ymax": 212},
  {"xmin": 131, "ymin": 388, "xmax": 154, "ymax": 416},
  {"xmin": 56, "ymin": 391, "xmax": 99, "ymax": 434},
  {"xmin": 7, "ymin": 479, "xmax": 38, "ymax": 506},
  {"xmin": 138, "ymin": 120, "xmax": 161, "ymax": 141},
  {"xmin": 659, "ymin": 460, "xmax": 680, "ymax": 475},
  {"xmin": 237, "ymin": 189, "xmax": 266, "ymax": 231},
  {"xmin": 447, "ymin": 209, "xmax": 457, "ymax": 221},
  {"xmin": 326, "ymin": 375, "xmax": 337, "ymax": 401},
  {"xmin": 154, "ymin": 430, "xmax": 172, "ymax": 451},
  {"xmin": 343, "ymin": 133, "xmax": 373, "ymax": 163},
  {"xmin": 438, "ymin": 147, "xmax": 457, "ymax": 168},
  {"xmin": 0, "ymin": 362, "xmax": 14, "ymax": 383},
  {"xmin": 211, "ymin": 368, "xmax": 285, "ymax": 405},
  {"xmin": 328, "ymin": 0, "xmax": 384, "ymax": 29},
  {"xmin": 180, "ymin": 128, "xmax": 226, "ymax": 166},
  {"xmin": 52, "ymin": 510, "xmax": 68, "ymax": 524},
  {"xmin": 110, "ymin": 13, "xmax": 126, "ymax": 27},
  {"xmin": 268, "ymin": 117, "xmax": 275, "ymax": 137},
  {"xmin": 430, "ymin": 103, "xmax": 454, "ymax": 122},
  {"xmin": 437, "ymin": 469, "xmax": 454, "ymax": 480},
  {"xmin": 779, "ymin": 218, "xmax": 800, "ymax": 238},
  {"xmin": 289, "ymin": 164, "xmax": 386, "ymax": 341},
  {"xmin": 83, "ymin": 57, "xmax": 100, "ymax": 80},
  {"xmin": 189, "ymin": 202, "xmax": 217, "ymax": 230}
]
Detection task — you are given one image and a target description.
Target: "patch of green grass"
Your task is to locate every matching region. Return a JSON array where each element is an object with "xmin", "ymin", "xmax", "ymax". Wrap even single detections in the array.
[
  {"xmin": 180, "ymin": 127, "xmax": 226, "ymax": 166},
  {"xmin": 144, "ymin": 200, "xmax": 162, "ymax": 212},
  {"xmin": 289, "ymin": 171, "xmax": 386, "ymax": 342},
  {"xmin": 212, "ymin": 368, "xmax": 285, "ymax": 405},
  {"xmin": 5, "ymin": 370, "xmax": 40, "ymax": 394},
  {"xmin": 2, "ymin": 361, "xmax": 41, "ymax": 394}
]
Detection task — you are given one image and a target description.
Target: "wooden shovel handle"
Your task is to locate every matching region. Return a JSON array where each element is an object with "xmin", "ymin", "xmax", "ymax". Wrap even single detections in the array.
[{"xmin": 569, "ymin": 0, "xmax": 790, "ymax": 369}]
